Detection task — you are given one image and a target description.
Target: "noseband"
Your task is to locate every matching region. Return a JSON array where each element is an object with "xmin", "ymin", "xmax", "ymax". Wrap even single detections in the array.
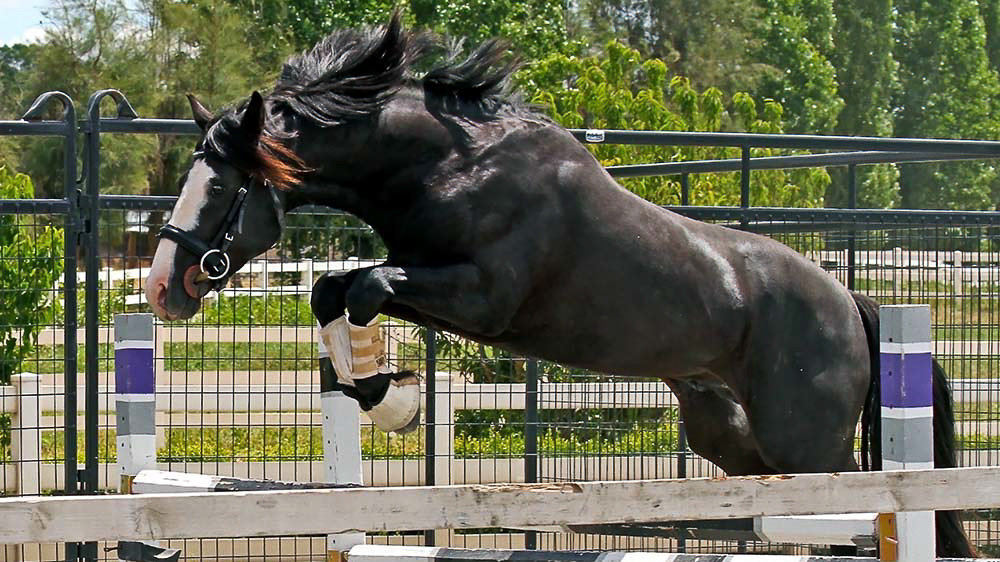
[{"xmin": 158, "ymin": 152, "xmax": 286, "ymax": 291}]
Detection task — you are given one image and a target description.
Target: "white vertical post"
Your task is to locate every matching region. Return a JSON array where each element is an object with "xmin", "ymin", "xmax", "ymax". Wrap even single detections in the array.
[
  {"xmin": 319, "ymin": 328, "xmax": 365, "ymax": 562},
  {"xmin": 879, "ymin": 304, "xmax": 935, "ymax": 562},
  {"xmin": 11, "ymin": 373, "xmax": 41, "ymax": 498},
  {"xmin": 433, "ymin": 372, "xmax": 454, "ymax": 546},
  {"xmin": 953, "ymin": 250, "xmax": 963, "ymax": 297},
  {"xmin": 892, "ymin": 247, "xmax": 904, "ymax": 290}
]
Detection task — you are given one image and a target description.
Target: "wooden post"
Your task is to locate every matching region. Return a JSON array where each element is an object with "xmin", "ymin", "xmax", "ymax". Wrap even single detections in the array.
[
  {"xmin": 879, "ymin": 304, "xmax": 935, "ymax": 562},
  {"xmin": 319, "ymin": 327, "xmax": 366, "ymax": 561}
]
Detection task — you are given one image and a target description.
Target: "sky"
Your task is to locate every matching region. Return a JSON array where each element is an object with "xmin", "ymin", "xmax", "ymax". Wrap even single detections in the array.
[{"xmin": 0, "ymin": 1, "xmax": 48, "ymax": 47}]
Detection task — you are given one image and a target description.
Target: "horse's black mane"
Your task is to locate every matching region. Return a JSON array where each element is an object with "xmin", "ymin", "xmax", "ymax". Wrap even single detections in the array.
[
  {"xmin": 202, "ymin": 12, "xmax": 527, "ymax": 188},
  {"xmin": 269, "ymin": 12, "xmax": 523, "ymax": 127}
]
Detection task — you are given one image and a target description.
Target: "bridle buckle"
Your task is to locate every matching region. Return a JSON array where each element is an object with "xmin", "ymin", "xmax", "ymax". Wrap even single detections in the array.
[{"xmin": 200, "ymin": 249, "xmax": 231, "ymax": 281}]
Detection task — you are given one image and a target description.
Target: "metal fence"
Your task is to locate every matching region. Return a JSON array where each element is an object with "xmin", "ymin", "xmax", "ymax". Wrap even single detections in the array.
[{"xmin": 2, "ymin": 90, "xmax": 1000, "ymax": 561}]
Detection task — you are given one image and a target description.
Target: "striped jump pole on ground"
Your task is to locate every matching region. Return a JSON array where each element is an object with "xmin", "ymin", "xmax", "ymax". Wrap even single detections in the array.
[
  {"xmin": 879, "ymin": 304, "xmax": 935, "ymax": 562},
  {"xmin": 320, "ymin": 324, "xmax": 366, "ymax": 562},
  {"xmin": 346, "ymin": 545, "xmax": 993, "ymax": 562}
]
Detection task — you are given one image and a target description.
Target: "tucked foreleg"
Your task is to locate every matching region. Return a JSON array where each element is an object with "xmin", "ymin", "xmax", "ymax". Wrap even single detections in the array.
[
  {"xmin": 344, "ymin": 263, "xmax": 523, "ymax": 337},
  {"xmin": 311, "ymin": 270, "xmax": 420, "ymax": 434}
]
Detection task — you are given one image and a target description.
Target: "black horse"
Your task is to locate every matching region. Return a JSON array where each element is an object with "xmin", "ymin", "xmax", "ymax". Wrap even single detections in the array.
[{"xmin": 145, "ymin": 15, "xmax": 976, "ymax": 557}]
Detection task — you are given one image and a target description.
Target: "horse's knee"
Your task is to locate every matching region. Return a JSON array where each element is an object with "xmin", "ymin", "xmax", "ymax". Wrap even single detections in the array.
[{"xmin": 311, "ymin": 270, "xmax": 357, "ymax": 324}]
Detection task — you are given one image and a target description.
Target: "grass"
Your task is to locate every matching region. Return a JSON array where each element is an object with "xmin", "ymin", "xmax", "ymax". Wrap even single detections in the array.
[
  {"xmin": 9, "ymin": 421, "xmax": 680, "ymax": 464},
  {"xmin": 23, "ymin": 341, "xmax": 318, "ymax": 374},
  {"xmin": 11, "ymin": 421, "xmax": 1000, "ymax": 465}
]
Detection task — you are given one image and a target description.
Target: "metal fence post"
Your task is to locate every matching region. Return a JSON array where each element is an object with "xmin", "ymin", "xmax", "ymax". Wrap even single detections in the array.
[
  {"xmin": 20, "ymin": 91, "xmax": 84, "ymax": 561},
  {"xmin": 847, "ymin": 163, "xmax": 857, "ymax": 291},
  {"xmin": 423, "ymin": 328, "xmax": 437, "ymax": 547},
  {"xmin": 80, "ymin": 89, "xmax": 138, "ymax": 562},
  {"xmin": 524, "ymin": 359, "xmax": 538, "ymax": 550}
]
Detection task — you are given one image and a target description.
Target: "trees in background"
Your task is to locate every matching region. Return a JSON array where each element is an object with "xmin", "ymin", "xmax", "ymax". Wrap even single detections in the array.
[
  {"xmin": 521, "ymin": 40, "xmax": 828, "ymax": 206},
  {"xmin": 892, "ymin": 0, "xmax": 1000, "ymax": 209},
  {"xmin": 3, "ymin": 0, "xmax": 1000, "ymax": 209},
  {"xmin": 826, "ymin": 0, "xmax": 898, "ymax": 208}
]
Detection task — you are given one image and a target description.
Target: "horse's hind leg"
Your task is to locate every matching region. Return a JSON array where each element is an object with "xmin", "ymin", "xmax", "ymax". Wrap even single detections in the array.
[
  {"xmin": 662, "ymin": 378, "xmax": 775, "ymax": 476},
  {"xmin": 742, "ymin": 349, "xmax": 867, "ymax": 474}
]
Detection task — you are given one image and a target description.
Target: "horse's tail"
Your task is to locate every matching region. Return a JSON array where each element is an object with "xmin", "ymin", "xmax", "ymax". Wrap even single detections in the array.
[{"xmin": 851, "ymin": 291, "xmax": 979, "ymax": 558}]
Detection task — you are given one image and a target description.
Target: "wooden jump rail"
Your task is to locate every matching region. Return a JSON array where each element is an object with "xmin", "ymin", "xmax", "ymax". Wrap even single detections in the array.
[{"xmin": 2, "ymin": 467, "xmax": 1000, "ymax": 545}]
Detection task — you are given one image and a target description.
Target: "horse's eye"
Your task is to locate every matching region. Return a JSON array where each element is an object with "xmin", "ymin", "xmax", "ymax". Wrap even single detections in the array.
[{"xmin": 209, "ymin": 184, "xmax": 226, "ymax": 196}]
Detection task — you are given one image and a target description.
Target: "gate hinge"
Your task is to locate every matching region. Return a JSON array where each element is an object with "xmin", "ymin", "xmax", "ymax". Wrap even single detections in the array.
[{"xmin": 74, "ymin": 188, "xmax": 92, "ymax": 245}]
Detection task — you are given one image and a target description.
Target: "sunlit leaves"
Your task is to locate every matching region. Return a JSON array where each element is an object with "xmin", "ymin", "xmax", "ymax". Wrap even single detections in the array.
[{"xmin": 519, "ymin": 41, "xmax": 829, "ymax": 207}]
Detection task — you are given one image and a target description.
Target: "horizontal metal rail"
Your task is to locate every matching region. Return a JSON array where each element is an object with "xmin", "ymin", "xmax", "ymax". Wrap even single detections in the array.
[
  {"xmin": 0, "ymin": 198, "xmax": 71, "ymax": 214},
  {"xmin": 99, "ymin": 196, "xmax": 353, "ymax": 216},
  {"xmin": 0, "ymin": 121, "xmax": 72, "ymax": 136},
  {"xmin": 85, "ymin": 117, "xmax": 200, "ymax": 135},
  {"xmin": 608, "ymin": 151, "xmax": 989, "ymax": 178},
  {"xmin": 673, "ymin": 206, "xmax": 1000, "ymax": 227},
  {"xmin": 569, "ymin": 128, "xmax": 1000, "ymax": 154}
]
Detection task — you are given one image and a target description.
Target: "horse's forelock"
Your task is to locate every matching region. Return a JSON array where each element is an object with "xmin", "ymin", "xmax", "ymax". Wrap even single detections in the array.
[
  {"xmin": 255, "ymin": 135, "xmax": 309, "ymax": 190},
  {"xmin": 203, "ymin": 114, "xmax": 308, "ymax": 191}
]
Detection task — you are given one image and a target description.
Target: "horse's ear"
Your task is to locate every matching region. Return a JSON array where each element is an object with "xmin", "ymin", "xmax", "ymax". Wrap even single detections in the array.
[
  {"xmin": 239, "ymin": 91, "xmax": 265, "ymax": 141},
  {"xmin": 186, "ymin": 94, "xmax": 213, "ymax": 131}
]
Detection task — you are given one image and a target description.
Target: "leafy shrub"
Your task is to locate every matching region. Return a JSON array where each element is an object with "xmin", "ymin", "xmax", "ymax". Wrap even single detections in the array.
[{"xmin": 0, "ymin": 166, "xmax": 64, "ymax": 384}]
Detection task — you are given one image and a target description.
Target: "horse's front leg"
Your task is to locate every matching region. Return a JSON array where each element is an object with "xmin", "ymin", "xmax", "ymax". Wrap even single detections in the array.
[
  {"xmin": 311, "ymin": 269, "xmax": 420, "ymax": 434},
  {"xmin": 345, "ymin": 262, "xmax": 521, "ymax": 337}
]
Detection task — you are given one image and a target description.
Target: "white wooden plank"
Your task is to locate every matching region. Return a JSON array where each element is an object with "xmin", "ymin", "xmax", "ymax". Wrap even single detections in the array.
[
  {"xmin": 2, "ymin": 467, "xmax": 1000, "ymax": 544},
  {"xmin": 754, "ymin": 513, "xmax": 876, "ymax": 545}
]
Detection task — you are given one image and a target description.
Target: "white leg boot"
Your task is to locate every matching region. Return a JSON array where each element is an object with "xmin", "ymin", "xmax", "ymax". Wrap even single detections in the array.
[{"xmin": 319, "ymin": 316, "xmax": 421, "ymax": 433}]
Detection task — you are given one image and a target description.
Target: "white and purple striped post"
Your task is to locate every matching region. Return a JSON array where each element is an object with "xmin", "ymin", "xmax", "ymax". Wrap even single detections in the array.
[
  {"xmin": 115, "ymin": 313, "xmax": 164, "ymax": 561},
  {"xmin": 879, "ymin": 304, "xmax": 935, "ymax": 562},
  {"xmin": 115, "ymin": 313, "xmax": 157, "ymax": 492}
]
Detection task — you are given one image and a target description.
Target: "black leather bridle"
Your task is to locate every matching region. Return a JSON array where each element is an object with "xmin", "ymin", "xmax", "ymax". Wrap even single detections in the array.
[{"xmin": 158, "ymin": 151, "xmax": 286, "ymax": 291}]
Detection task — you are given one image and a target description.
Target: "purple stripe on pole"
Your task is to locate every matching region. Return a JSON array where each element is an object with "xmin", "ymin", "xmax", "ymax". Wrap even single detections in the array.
[
  {"xmin": 880, "ymin": 352, "xmax": 932, "ymax": 408},
  {"xmin": 115, "ymin": 348, "xmax": 155, "ymax": 394}
]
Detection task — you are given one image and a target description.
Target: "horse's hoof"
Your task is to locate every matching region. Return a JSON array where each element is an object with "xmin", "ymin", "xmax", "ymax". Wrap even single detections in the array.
[{"xmin": 368, "ymin": 373, "xmax": 421, "ymax": 434}]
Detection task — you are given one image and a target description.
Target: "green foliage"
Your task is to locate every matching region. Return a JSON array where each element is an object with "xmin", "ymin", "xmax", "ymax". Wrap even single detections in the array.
[
  {"xmin": 893, "ymin": 0, "xmax": 1000, "ymax": 209},
  {"xmin": 196, "ymin": 294, "xmax": 316, "ymax": 327},
  {"xmin": 228, "ymin": 0, "xmax": 571, "ymax": 59},
  {"xmin": 570, "ymin": 0, "xmax": 766, "ymax": 94},
  {"xmin": 33, "ymin": 422, "xmax": 677, "ymax": 463},
  {"xmin": 0, "ymin": 167, "xmax": 64, "ymax": 385},
  {"xmin": 753, "ymin": 0, "xmax": 843, "ymax": 134},
  {"xmin": 519, "ymin": 40, "xmax": 829, "ymax": 207},
  {"xmin": 423, "ymin": 0, "xmax": 571, "ymax": 59},
  {"xmin": 826, "ymin": 0, "xmax": 899, "ymax": 208},
  {"xmin": 0, "ymin": 414, "xmax": 9, "ymax": 464}
]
